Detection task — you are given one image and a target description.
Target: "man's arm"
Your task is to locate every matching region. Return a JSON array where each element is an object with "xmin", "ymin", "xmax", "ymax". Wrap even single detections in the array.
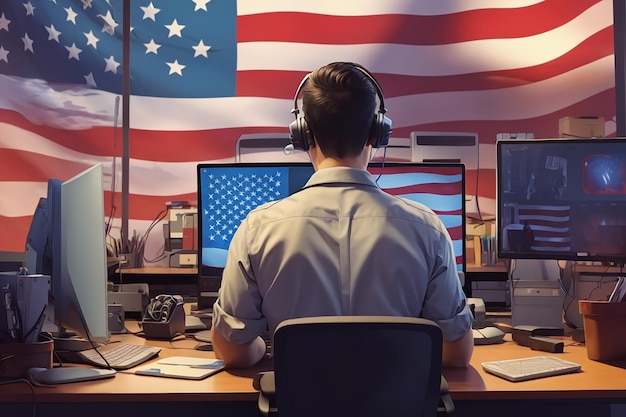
[
  {"xmin": 211, "ymin": 326, "xmax": 266, "ymax": 368},
  {"xmin": 442, "ymin": 328, "xmax": 474, "ymax": 368}
]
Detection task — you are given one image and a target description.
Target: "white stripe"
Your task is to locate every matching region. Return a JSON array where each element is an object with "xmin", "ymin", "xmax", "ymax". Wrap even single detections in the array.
[
  {"xmin": 237, "ymin": 0, "xmax": 545, "ymax": 17},
  {"xmin": 236, "ymin": 2, "xmax": 611, "ymax": 75},
  {"xmin": 0, "ymin": 54, "xmax": 613, "ymax": 133}
]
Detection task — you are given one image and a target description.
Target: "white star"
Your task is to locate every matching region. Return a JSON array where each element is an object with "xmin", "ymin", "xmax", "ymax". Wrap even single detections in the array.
[
  {"xmin": 0, "ymin": 13, "xmax": 10, "ymax": 32},
  {"xmin": 65, "ymin": 6, "xmax": 78, "ymax": 24},
  {"xmin": 192, "ymin": 39, "xmax": 211, "ymax": 58},
  {"xmin": 81, "ymin": 0, "xmax": 93, "ymax": 9},
  {"xmin": 165, "ymin": 19, "xmax": 185, "ymax": 38},
  {"xmin": 104, "ymin": 55, "xmax": 120, "ymax": 74},
  {"xmin": 45, "ymin": 24, "xmax": 61, "ymax": 42},
  {"xmin": 141, "ymin": 2, "xmax": 160, "ymax": 21},
  {"xmin": 166, "ymin": 59, "xmax": 186, "ymax": 76},
  {"xmin": 98, "ymin": 10, "xmax": 118, "ymax": 35},
  {"xmin": 65, "ymin": 42, "xmax": 82, "ymax": 60},
  {"xmin": 0, "ymin": 46, "xmax": 8, "ymax": 63},
  {"xmin": 192, "ymin": 0, "xmax": 211, "ymax": 11},
  {"xmin": 23, "ymin": 2, "xmax": 36, "ymax": 16},
  {"xmin": 144, "ymin": 39, "xmax": 161, "ymax": 54},
  {"xmin": 84, "ymin": 30, "xmax": 99, "ymax": 48},
  {"xmin": 84, "ymin": 72, "xmax": 97, "ymax": 87},
  {"xmin": 22, "ymin": 33, "xmax": 34, "ymax": 53}
]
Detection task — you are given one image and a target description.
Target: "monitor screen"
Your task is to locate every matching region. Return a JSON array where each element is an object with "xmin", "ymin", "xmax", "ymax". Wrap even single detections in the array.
[
  {"xmin": 44, "ymin": 164, "xmax": 110, "ymax": 342},
  {"xmin": 497, "ymin": 138, "xmax": 626, "ymax": 263},
  {"xmin": 197, "ymin": 162, "xmax": 466, "ymax": 280}
]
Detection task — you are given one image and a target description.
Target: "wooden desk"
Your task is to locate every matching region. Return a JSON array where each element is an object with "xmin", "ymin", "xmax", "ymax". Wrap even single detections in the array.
[{"xmin": 2, "ymin": 332, "xmax": 626, "ymax": 417}]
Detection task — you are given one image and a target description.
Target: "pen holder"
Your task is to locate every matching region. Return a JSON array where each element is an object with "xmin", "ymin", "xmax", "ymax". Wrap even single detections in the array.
[
  {"xmin": 579, "ymin": 300, "xmax": 626, "ymax": 361},
  {"xmin": 119, "ymin": 250, "xmax": 144, "ymax": 269},
  {"xmin": 0, "ymin": 334, "xmax": 53, "ymax": 378}
]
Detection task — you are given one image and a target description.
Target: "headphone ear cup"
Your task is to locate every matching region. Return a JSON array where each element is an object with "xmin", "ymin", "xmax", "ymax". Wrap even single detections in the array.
[
  {"xmin": 370, "ymin": 112, "xmax": 392, "ymax": 148},
  {"xmin": 289, "ymin": 114, "xmax": 311, "ymax": 151}
]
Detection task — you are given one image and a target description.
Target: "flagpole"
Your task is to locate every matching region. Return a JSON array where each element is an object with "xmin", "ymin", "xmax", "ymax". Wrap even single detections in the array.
[{"xmin": 121, "ymin": 0, "xmax": 130, "ymax": 249}]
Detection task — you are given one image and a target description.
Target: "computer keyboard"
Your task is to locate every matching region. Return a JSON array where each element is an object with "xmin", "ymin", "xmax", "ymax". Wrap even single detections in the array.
[
  {"xmin": 75, "ymin": 343, "xmax": 162, "ymax": 370},
  {"xmin": 482, "ymin": 355, "xmax": 581, "ymax": 382}
]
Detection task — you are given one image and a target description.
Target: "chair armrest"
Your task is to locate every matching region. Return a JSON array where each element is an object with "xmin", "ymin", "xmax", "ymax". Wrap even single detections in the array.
[
  {"xmin": 439, "ymin": 375, "xmax": 455, "ymax": 417},
  {"xmin": 254, "ymin": 371, "xmax": 276, "ymax": 417}
]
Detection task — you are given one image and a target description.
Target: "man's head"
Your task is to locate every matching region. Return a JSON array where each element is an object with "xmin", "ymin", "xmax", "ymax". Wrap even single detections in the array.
[{"xmin": 289, "ymin": 62, "xmax": 391, "ymax": 162}]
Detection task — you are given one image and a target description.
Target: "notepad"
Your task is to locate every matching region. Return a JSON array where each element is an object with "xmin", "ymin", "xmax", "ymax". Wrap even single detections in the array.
[{"xmin": 134, "ymin": 356, "xmax": 224, "ymax": 380}]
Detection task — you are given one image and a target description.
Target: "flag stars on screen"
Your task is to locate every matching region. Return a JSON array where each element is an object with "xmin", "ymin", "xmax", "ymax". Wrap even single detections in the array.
[{"xmin": 203, "ymin": 170, "xmax": 285, "ymax": 242}]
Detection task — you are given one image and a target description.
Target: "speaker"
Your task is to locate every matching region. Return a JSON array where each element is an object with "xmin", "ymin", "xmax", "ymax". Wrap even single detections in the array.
[{"xmin": 289, "ymin": 63, "xmax": 392, "ymax": 151}]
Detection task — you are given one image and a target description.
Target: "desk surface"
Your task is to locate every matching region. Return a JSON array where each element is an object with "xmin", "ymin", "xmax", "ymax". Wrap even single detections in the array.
[{"xmin": 2, "ymin": 329, "xmax": 626, "ymax": 405}]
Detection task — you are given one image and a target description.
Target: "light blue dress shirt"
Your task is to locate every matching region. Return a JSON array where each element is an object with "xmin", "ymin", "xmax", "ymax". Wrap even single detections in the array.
[{"xmin": 213, "ymin": 167, "xmax": 473, "ymax": 344}]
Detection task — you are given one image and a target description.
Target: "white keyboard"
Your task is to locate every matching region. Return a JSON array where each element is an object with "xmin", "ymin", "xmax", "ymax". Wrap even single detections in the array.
[
  {"xmin": 76, "ymin": 343, "xmax": 161, "ymax": 370},
  {"xmin": 482, "ymin": 356, "xmax": 581, "ymax": 382}
]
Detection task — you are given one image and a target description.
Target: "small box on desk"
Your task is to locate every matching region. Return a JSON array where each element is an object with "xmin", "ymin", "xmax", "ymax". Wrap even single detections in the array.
[
  {"xmin": 558, "ymin": 116, "xmax": 604, "ymax": 138},
  {"xmin": 579, "ymin": 300, "xmax": 626, "ymax": 361}
]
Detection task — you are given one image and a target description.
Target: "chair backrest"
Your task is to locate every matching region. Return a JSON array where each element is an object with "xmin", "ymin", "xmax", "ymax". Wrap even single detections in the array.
[{"xmin": 272, "ymin": 316, "xmax": 444, "ymax": 417}]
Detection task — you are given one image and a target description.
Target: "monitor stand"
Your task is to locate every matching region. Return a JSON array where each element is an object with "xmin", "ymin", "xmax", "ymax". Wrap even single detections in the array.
[{"xmin": 27, "ymin": 367, "xmax": 116, "ymax": 385}]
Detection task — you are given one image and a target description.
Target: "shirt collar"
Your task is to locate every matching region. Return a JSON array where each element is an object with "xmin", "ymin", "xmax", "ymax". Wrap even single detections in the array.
[{"xmin": 304, "ymin": 167, "xmax": 379, "ymax": 189}]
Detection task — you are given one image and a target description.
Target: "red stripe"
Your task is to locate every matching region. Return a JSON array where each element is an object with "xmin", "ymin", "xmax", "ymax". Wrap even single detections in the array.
[
  {"xmin": 0, "ymin": 149, "xmax": 93, "ymax": 182},
  {"xmin": 236, "ymin": 28, "xmax": 613, "ymax": 99},
  {"xmin": 386, "ymin": 183, "xmax": 463, "ymax": 196},
  {"xmin": 237, "ymin": 0, "xmax": 600, "ymax": 45},
  {"xmin": 0, "ymin": 216, "xmax": 31, "ymax": 253}
]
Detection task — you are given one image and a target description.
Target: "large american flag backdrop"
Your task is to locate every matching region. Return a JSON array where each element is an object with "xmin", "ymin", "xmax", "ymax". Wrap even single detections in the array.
[{"xmin": 0, "ymin": 0, "xmax": 616, "ymax": 257}]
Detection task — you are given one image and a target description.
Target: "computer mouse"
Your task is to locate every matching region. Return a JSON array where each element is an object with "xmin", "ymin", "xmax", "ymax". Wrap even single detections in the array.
[
  {"xmin": 25, "ymin": 367, "xmax": 47, "ymax": 381},
  {"xmin": 194, "ymin": 343, "xmax": 213, "ymax": 352},
  {"xmin": 473, "ymin": 326, "xmax": 506, "ymax": 345}
]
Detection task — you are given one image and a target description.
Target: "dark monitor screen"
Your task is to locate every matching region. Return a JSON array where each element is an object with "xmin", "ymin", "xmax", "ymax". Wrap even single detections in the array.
[
  {"xmin": 197, "ymin": 162, "xmax": 466, "ymax": 282},
  {"xmin": 497, "ymin": 138, "xmax": 626, "ymax": 263}
]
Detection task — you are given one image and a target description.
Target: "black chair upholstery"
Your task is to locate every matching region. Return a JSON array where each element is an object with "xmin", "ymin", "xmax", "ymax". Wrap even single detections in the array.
[{"xmin": 253, "ymin": 316, "xmax": 454, "ymax": 417}]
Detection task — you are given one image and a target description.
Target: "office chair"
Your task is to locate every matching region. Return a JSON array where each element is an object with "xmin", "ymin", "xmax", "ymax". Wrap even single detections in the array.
[{"xmin": 253, "ymin": 316, "xmax": 454, "ymax": 417}]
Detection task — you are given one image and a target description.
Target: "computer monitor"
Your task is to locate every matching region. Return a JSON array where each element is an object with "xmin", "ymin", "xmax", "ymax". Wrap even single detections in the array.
[
  {"xmin": 497, "ymin": 138, "xmax": 626, "ymax": 263},
  {"xmin": 197, "ymin": 162, "xmax": 466, "ymax": 308},
  {"xmin": 24, "ymin": 184, "xmax": 57, "ymax": 276},
  {"xmin": 34, "ymin": 165, "xmax": 110, "ymax": 343}
]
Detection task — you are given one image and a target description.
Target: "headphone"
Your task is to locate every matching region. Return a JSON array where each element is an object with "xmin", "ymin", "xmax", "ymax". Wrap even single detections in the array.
[{"xmin": 288, "ymin": 63, "xmax": 392, "ymax": 151}]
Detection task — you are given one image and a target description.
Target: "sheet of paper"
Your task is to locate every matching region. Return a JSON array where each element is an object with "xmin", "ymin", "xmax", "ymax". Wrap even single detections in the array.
[{"xmin": 134, "ymin": 356, "xmax": 224, "ymax": 380}]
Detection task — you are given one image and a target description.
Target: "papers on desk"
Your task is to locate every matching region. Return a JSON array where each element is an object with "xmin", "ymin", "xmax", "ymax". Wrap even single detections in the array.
[{"xmin": 134, "ymin": 356, "xmax": 224, "ymax": 380}]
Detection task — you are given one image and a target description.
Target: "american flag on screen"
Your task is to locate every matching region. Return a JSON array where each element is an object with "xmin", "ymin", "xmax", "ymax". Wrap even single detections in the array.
[
  {"xmin": 373, "ymin": 165, "xmax": 465, "ymax": 270},
  {"xmin": 200, "ymin": 164, "xmax": 464, "ymax": 270},
  {"xmin": 517, "ymin": 204, "xmax": 571, "ymax": 251},
  {"xmin": 0, "ymin": 0, "xmax": 615, "ymax": 255}
]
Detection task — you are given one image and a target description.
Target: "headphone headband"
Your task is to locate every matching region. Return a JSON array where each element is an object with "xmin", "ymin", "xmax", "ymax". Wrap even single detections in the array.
[{"xmin": 289, "ymin": 63, "xmax": 392, "ymax": 151}]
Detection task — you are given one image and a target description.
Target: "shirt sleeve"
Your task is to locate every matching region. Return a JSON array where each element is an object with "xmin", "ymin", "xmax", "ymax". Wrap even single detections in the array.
[
  {"xmin": 211, "ymin": 220, "xmax": 268, "ymax": 344},
  {"xmin": 421, "ymin": 231, "xmax": 474, "ymax": 341}
]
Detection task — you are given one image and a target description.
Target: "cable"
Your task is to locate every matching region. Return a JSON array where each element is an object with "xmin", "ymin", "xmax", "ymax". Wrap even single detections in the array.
[{"xmin": 0, "ymin": 378, "xmax": 37, "ymax": 417}]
